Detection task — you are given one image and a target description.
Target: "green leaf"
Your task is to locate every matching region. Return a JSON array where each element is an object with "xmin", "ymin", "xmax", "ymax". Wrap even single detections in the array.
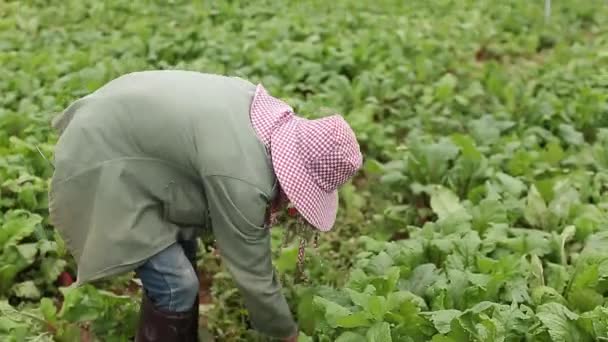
[
  {"xmin": 346, "ymin": 288, "xmax": 371, "ymax": 309},
  {"xmin": 0, "ymin": 265, "xmax": 19, "ymax": 293},
  {"xmin": 573, "ymin": 204, "xmax": 605, "ymax": 240},
  {"xmin": 275, "ymin": 245, "xmax": 298, "ymax": 273},
  {"xmin": 536, "ymin": 303, "xmax": 587, "ymax": 342},
  {"xmin": 366, "ymin": 322, "xmax": 392, "ymax": 342},
  {"xmin": 382, "ymin": 266, "xmax": 401, "ymax": 295},
  {"xmin": 41, "ymin": 257, "xmax": 67, "ymax": 283},
  {"xmin": 578, "ymin": 306, "xmax": 608, "ymax": 339},
  {"xmin": 0, "ymin": 211, "xmax": 42, "ymax": 246},
  {"xmin": 406, "ymin": 139, "xmax": 459, "ymax": 184},
  {"xmin": 430, "ymin": 186, "xmax": 470, "ymax": 221},
  {"xmin": 531, "ymin": 286, "xmax": 567, "ymax": 306},
  {"xmin": 58, "ymin": 285, "xmax": 104, "ymax": 322},
  {"xmin": 53, "ymin": 230, "xmax": 68, "ymax": 258},
  {"xmin": 335, "ymin": 311, "xmax": 371, "ymax": 328},
  {"xmin": 404, "ymin": 264, "xmax": 440, "ymax": 297},
  {"xmin": 388, "ymin": 297, "xmax": 433, "ymax": 339},
  {"xmin": 548, "ymin": 185, "xmax": 580, "ymax": 223},
  {"xmin": 493, "ymin": 303, "xmax": 533, "ymax": 339},
  {"xmin": 558, "ymin": 124, "xmax": 584, "ymax": 146},
  {"xmin": 450, "ymin": 305, "xmax": 505, "ymax": 342},
  {"xmin": 467, "ymin": 301, "xmax": 495, "ymax": 314},
  {"xmin": 346, "ymin": 268, "xmax": 370, "ymax": 292},
  {"xmin": 507, "ymin": 150, "xmax": 534, "ymax": 176},
  {"xmin": 368, "ymin": 296, "xmax": 388, "ymax": 321},
  {"xmin": 359, "ymin": 237, "xmax": 387, "ymax": 253},
  {"xmin": 468, "ymin": 116, "xmax": 504, "ymax": 144},
  {"xmin": 529, "ymin": 254, "xmax": 544, "ymax": 288},
  {"xmin": 546, "ymin": 263, "xmax": 570, "ymax": 293},
  {"xmin": 15, "ymin": 243, "xmax": 38, "ymax": 264},
  {"xmin": 39, "ymin": 298, "xmax": 57, "ymax": 324},
  {"xmin": 567, "ymin": 253, "xmax": 608, "ymax": 311},
  {"xmin": 431, "ymin": 335, "xmax": 457, "ymax": 342},
  {"xmin": 451, "ymin": 134, "xmax": 481, "ymax": 160},
  {"xmin": 471, "ymin": 199, "xmax": 508, "ymax": 233},
  {"xmin": 11, "ymin": 281, "xmax": 41, "ymax": 299},
  {"xmin": 313, "ymin": 296, "xmax": 352, "ymax": 328},
  {"xmin": 566, "ymin": 288, "xmax": 603, "ymax": 313},
  {"xmin": 427, "ymin": 310, "xmax": 462, "ymax": 334},
  {"xmin": 534, "ymin": 178, "xmax": 556, "ymax": 204},
  {"xmin": 542, "ymin": 141, "xmax": 565, "ymax": 166},
  {"xmin": 580, "ymin": 231, "xmax": 608, "ymax": 256},
  {"xmin": 37, "ymin": 240, "xmax": 57, "ymax": 256},
  {"xmin": 503, "ymin": 228, "xmax": 553, "ymax": 256},
  {"xmin": 559, "ymin": 226, "xmax": 576, "ymax": 265},
  {"xmin": 380, "ymin": 171, "xmax": 408, "ymax": 185},
  {"xmin": 363, "ymin": 159, "xmax": 385, "ymax": 175},
  {"xmin": 445, "ymin": 269, "xmax": 468, "ymax": 309},
  {"xmin": 524, "ymin": 185, "xmax": 551, "ymax": 229},
  {"xmin": 56, "ymin": 284, "xmax": 138, "ymax": 339},
  {"xmin": 504, "ymin": 277, "xmax": 530, "ymax": 304},
  {"xmin": 448, "ymin": 231, "xmax": 481, "ymax": 269},
  {"xmin": 367, "ymin": 252, "xmax": 394, "ymax": 275},
  {"xmin": 297, "ymin": 331, "xmax": 314, "ymax": 342},
  {"xmin": 387, "ymin": 291, "xmax": 427, "ymax": 311},
  {"xmin": 0, "ymin": 300, "xmax": 47, "ymax": 339},
  {"xmin": 335, "ymin": 331, "xmax": 366, "ymax": 342}
]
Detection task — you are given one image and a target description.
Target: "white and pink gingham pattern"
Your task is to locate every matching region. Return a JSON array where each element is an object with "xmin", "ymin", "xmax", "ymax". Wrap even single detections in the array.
[
  {"xmin": 250, "ymin": 84, "xmax": 362, "ymax": 231},
  {"xmin": 249, "ymin": 85, "xmax": 294, "ymax": 147}
]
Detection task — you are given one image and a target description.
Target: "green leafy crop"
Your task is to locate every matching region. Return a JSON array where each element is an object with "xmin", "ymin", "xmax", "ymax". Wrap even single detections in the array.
[{"xmin": 2, "ymin": 0, "xmax": 608, "ymax": 341}]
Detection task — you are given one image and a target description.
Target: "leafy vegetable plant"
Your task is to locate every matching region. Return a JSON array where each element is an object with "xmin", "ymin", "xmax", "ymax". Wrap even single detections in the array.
[{"xmin": 1, "ymin": 0, "xmax": 608, "ymax": 341}]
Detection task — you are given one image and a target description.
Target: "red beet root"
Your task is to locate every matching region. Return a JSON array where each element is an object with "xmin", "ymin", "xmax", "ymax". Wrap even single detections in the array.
[{"xmin": 58, "ymin": 271, "xmax": 74, "ymax": 287}]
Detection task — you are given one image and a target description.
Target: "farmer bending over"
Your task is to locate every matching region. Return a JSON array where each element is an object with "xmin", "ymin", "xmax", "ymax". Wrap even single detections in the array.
[{"xmin": 48, "ymin": 70, "xmax": 363, "ymax": 341}]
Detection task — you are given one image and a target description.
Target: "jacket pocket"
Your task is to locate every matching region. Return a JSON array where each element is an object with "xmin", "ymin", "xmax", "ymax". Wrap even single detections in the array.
[
  {"xmin": 227, "ymin": 192, "xmax": 273, "ymax": 243},
  {"xmin": 230, "ymin": 211, "xmax": 269, "ymax": 243},
  {"xmin": 163, "ymin": 181, "xmax": 208, "ymax": 228}
]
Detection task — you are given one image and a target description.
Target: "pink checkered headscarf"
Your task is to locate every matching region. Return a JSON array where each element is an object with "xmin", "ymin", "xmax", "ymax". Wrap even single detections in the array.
[{"xmin": 250, "ymin": 85, "xmax": 363, "ymax": 231}]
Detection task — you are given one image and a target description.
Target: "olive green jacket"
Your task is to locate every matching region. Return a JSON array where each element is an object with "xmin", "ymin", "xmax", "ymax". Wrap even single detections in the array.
[{"xmin": 49, "ymin": 70, "xmax": 296, "ymax": 338}]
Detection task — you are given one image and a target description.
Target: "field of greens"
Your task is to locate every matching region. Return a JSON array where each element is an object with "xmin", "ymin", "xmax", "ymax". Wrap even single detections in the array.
[{"xmin": 2, "ymin": 0, "xmax": 608, "ymax": 341}]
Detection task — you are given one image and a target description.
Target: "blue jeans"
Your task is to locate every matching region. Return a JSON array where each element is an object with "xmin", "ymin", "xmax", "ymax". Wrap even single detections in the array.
[{"xmin": 135, "ymin": 238, "xmax": 199, "ymax": 312}]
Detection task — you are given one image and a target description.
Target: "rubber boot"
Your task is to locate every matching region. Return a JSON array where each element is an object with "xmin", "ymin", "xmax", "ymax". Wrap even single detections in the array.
[
  {"xmin": 135, "ymin": 291, "xmax": 198, "ymax": 342},
  {"xmin": 191, "ymin": 294, "xmax": 200, "ymax": 341}
]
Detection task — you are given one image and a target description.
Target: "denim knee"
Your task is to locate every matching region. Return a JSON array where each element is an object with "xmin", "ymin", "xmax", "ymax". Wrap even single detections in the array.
[
  {"xmin": 136, "ymin": 242, "xmax": 200, "ymax": 313},
  {"xmin": 170, "ymin": 266, "xmax": 199, "ymax": 312}
]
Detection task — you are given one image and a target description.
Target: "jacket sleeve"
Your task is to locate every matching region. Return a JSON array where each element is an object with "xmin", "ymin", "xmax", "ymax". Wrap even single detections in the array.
[{"xmin": 203, "ymin": 175, "xmax": 297, "ymax": 339}]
